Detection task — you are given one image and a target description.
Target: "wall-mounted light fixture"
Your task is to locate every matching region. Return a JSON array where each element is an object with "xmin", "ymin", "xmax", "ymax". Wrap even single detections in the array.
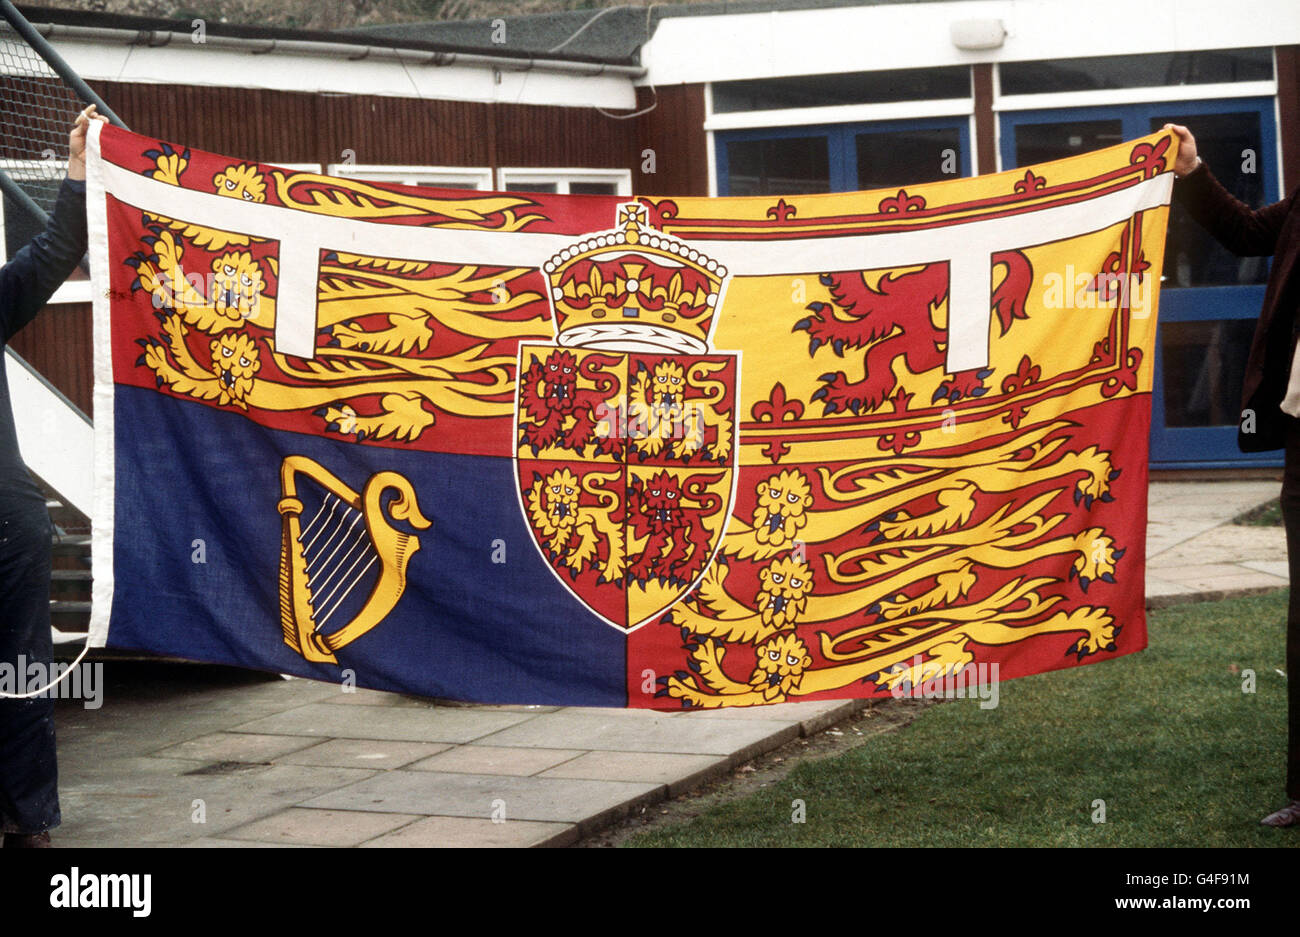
[{"xmin": 950, "ymin": 18, "xmax": 1007, "ymax": 51}]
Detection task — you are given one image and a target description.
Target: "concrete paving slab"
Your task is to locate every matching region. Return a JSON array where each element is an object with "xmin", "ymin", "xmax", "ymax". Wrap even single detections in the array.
[
  {"xmin": 1157, "ymin": 571, "xmax": 1288, "ymax": 593},
  {"xmin": 152, "ymin": 732, "xmax": 322, "ymax": 763},
  {"xmin": 358, "ymin": 815, "xmax": 579, "ymax": 848},
  {"xmin": 683, "ymin": 699, "xmax": 865, "ymax": 734},
  {"xmin": 1241, "ymin": 560, "xmax": 1290, "ymax": 579},
  {"xmin": 406, "ymin": 745, "xmax": 585, "ymax": 776},
  {"xmin": 1144, "ymin": 482, "xmax": 1279, "ymax": 554},
  {"xmin": 1147, "ymin": 527, "xmax": 1287, "ymax": 568},
  {"xmin": 184, "ymin": 838, "xmax": 317, "ymax": 847},
  {"xmin": 563, "ymin": 705, "xmax": 682, "ymax": 718},
  {"xmin": 318, "ymin": 688, "xmax": 415, "ymax": 707},
  {"xmin": 274, "ymin": 738, "xmax": 454, "ymax": 770},
  {"xmin": 474, "ymin": 710, "xmax": 801, "ymax": 759},
  {"xmin": 221, "ymin": 807, "xmax": 422, "ymax": 847},
  {"xmin": 57, "ymin": 754, "xmax": 217, "ymax": 789},
  {"xmin": 54, "ymin": 677, "xmax": 341, "ymax": 760},
  {"xmin": 538, "ymin": 750, "xmax": 729, "ymax": 795},
  {"xmin": 1145, "ymin": 506, "xmax": 1252, "ymax": 525},
  {"xmin": 1145, "ymin": 578, "xmax": 1197, "ymax": 598},
  {"xmin": 301, "ymin": 770, "xmax": 663, "ymax": 828},
  {"xmin": 1151, "ymin": 483, "xmax": 1276, "ymax": 506},
  {"xmin": 1150, "ymin": 562, "xmax": 1262, "ymax": 582},
  {"xmin": 1145, "ymin": 526, "xmax": 1222, "ymax": 549},
  {"xmin": 440, "ymin": 703, "xmax": 565, "ymax": 714},
  {"xmin": 54, "ymin": 762, "xmax": 378, "ymax": 846},
  {"xmin": 230, "ymin": 703, "xmax": 536, "ymax": 743}
]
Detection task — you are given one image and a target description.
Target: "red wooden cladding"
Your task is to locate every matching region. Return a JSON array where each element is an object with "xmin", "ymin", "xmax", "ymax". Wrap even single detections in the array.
[
  {"xmin": 88, "ymin": 81, "xmax": 494, "ymax": 168},
  {"xmin": 19, "ymin": 80, "xmax": 710, "ymax": 413},
  {"xmin": 492, "ymin": 100, "xmax": 635, "ymax": 170},
  {"xmin": 972, "ymin": 64, "xmax": 997, "ymax": 176},
  {"xmin": 633, "ymin": 84, "xmax": 709, "ymax": 197},
  {"xmin": 1278, "ymin": 46, "xmax": 1300, "ymax": 194},
  {"xmin": 83, "ymin": 80, "xmax": 712, "ymax": 179}
]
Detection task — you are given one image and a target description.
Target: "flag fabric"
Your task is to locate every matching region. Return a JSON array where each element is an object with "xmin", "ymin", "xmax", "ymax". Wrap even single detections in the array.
[{"xmin": 85, "ymin": 123, "xmax": 1175, "ymax": 708}]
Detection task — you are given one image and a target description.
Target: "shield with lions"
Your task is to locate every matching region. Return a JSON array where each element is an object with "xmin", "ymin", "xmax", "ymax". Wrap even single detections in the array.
[{"xmin": 513, "ymin": 203, "xmax": 739, "ymax": 630}]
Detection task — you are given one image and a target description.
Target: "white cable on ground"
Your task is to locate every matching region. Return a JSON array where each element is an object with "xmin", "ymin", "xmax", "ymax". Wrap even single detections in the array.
[{"xmin": 0, "ymin": 632, "xmax": 93, "ymax": 698}]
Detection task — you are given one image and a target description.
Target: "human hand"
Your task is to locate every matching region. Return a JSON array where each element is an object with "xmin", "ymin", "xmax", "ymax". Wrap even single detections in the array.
[
  {"xmin": 68, "ymin": 104, "xmax": 109, "ymax": 181},
  {"xmin": 1163, "ymin": 123, "xmax": 1199, "ymax": 177}
]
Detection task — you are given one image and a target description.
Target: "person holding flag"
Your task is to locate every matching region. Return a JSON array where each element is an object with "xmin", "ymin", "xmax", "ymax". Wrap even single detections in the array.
[
  {"xmin": 1167, "ymin": 121, "xmax": 1300, "ymax": 829},
  {"xmin": 0, "ymin": 104, "xmax": 106, "ymax": 847}
]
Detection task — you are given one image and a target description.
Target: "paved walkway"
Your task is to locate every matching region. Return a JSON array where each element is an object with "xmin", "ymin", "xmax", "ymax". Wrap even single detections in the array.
[
  {"xmin": 49, "ymin": 480, "xmax": 1287, "ymax": 847},
  {"xmin": 1146, "ymin": 480, "xmax": 1289, "ymax": 604}
]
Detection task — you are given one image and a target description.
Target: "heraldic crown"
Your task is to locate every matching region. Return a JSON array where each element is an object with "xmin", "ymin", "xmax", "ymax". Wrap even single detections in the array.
[{"xmin": 542, "ymin": 202, "xmax": 728, "ymax": 356}]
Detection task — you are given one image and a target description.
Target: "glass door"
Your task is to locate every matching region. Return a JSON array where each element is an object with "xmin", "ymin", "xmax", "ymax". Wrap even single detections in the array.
[{"xmin": 999, "ymin": 98, "xmax": 1280, "ymax": 467}]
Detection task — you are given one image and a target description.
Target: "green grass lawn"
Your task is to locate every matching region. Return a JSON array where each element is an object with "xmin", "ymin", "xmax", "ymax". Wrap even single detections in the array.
[
  {"xmin": 626, "ymin": 592, "xmax": 1297, "ymax": 847},
  {"xmin": 1234, "ymin": 499, "xmax": 1283, "ymax": 527}
]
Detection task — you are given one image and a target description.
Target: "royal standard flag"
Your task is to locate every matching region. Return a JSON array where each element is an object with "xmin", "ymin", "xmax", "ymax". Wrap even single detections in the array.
[{"xmin": 86, "ymin": 123, "xmax": 1176, "ymax": 708}]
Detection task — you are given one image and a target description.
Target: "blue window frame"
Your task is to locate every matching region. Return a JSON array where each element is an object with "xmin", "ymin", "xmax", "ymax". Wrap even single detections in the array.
[
  {"xmin": 715, "ymin": 116, "xmax": 972, "ymax": 196},
  {"xmin": 1000, "ymin": 97, "xmax": 1281, "ymax": 468}
]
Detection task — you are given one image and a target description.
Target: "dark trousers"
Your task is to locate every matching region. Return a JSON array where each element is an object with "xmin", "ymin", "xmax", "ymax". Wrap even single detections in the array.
[
  {"xmin": 0, "ymin": 498, "xmax": 59, "ymax": 833},
  {"xmin": 1281, "ymin": 422, "xmax": 1300, "ymax": 799}
]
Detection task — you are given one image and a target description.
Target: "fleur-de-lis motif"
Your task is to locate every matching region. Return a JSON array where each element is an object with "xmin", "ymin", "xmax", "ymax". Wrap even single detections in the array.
[
  {"xmin": 1000, "ymin": 355, "xmax": 1041, "ymax": 430},
  {"xmin": 766, "ymin": 199, "xmax": 797, "ymax": 222},
  {"xmin": 751, "ymin": 382, "xmax": 804, "ymax": 423},
  {"xmin": 1014, "ymin": 170, "xmax": 1046, "ymax": 194},
  {"xmin": 1090, "ymin": 335, "xmax": 1112, "ymax": 366},
  {"xmin": 1000, "ymin": 355, "xmax": 1041, "ymax": 395},
  {"xmin": 1101, "ymin": 348, "xmax": 1143, "ymax": 398},
  {"xmin": 877, "ymin": 388, "xmax": 921, "ymax": 454},
  {"xmin": 753, "ymin": 383, "xmax": 804, "ymax": 462},
  {"xmin": 878, "ymin": 189, "xmax": 926, "ymax": 214},
  {"xmin": 1092, "ymin": 228, "xmax": 1150, "ymax": 302},
  {"xmin": 1129, "ymin": 136, "xmax": 1172, "ymax": 179}
]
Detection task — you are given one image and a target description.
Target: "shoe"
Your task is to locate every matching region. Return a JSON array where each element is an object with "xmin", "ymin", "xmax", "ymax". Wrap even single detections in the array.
[
  {"xmin": 1260, "ymin": 801, "xmax": 1300, "ymax": 827},
  {"xmin": 2, "ymin": 831, "xmax": 52, "ymax": 848}
]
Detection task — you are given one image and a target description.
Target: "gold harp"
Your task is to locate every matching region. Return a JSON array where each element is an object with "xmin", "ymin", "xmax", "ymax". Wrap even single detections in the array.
[{"xmin": 277, "ymin": 455, "xmax": 432, "ymax": 664}]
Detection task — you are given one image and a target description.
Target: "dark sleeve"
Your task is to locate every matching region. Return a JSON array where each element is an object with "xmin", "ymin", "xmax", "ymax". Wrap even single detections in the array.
[
  {"xmin": 0, "ymin": 177, "xmax": 88, "ymax": 344},
  {"xmin": 1173, "ymin": 161, "xmax": 1294, "ymax": 257}
]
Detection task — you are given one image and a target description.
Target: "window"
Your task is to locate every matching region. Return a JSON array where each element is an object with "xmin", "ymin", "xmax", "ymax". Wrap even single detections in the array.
[
  {"xmin": 998, "ymin": 101, "xmax": 1277, "ymax": 288},
  {"xmin": 1147, "ymin": 110, "xmax": 1269, "ymax": 287},
  {"xmin": 1010, "ymin": 119, "xmax": 1126, "ymax": 167},
  {"xmin": 718, "ymin": 118, "xmax": 970, "ymax": 196},
  {"xmin": 1000, "ymin": 48, "xmax": 1273, "ymax": 95},
  {"xmin": 326, "ymin": 164, "xmax": 493, "ymax": 191},
  {"xmin": 726, "ymin": 135, "xmax": 829, "ymax": 196},
  {"xmin": 1159, "ymin": 319, "xmax": 1255, "ymax": 427},
  {"xmin": 713, "ymin": 67, "xmax": 972, "ymax": 113},
  {"xmin": 997, "ymin": 95, "xmax": 1281, "ymax": 467},
  {"xmin": 854, "ymin": 126, "xmax": 965, "ymax": 191},
  {"xmin": 495, "ymin": 168, "xmax": 631, "ymax": 196}
]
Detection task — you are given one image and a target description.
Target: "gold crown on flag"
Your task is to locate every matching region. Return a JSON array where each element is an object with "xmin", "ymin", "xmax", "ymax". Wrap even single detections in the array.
[{"xmin": 542, "ymin": 202, "xmax": 727, "ymax": 355}]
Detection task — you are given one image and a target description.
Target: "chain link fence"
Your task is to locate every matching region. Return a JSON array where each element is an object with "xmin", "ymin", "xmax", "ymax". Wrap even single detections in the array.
[{"xmin": 0, "ymin": 17, "xmax": 87, "ymax": 221}]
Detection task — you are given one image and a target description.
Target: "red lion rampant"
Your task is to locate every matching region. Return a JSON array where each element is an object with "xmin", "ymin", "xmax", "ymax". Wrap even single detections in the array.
[
  {"xmin": 518, "ymin": 349, "xmax": 622, "ymax": 457},
  {"xmin": 795, "ymin": 251, "xmax": 1034, "ymax": 415},
  {"xmin": 627, "ymin": 470, "xmax": 723, "ymax": 587}
]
